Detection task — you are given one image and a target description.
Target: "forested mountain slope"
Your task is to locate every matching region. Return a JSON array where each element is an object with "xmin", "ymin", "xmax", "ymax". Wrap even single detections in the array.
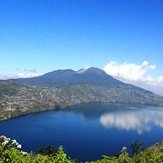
[{"xmin": 0, "ymin": 67, "xmax": 163, "ymax": 121}]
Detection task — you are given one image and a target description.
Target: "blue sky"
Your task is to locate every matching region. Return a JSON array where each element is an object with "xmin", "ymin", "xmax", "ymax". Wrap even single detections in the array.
[{"xmin": 0, "ymin": 0, "xmax": 163, "ymax": 94}]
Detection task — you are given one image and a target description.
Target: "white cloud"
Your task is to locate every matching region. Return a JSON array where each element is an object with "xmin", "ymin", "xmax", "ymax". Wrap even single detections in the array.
[
  {"xmin": 0, "ymin": 69, "xmax": 42, "ymax": 79},
  {"xmin": 0, "ymin": 74, "xmax": 17, "ymax": 80},
  {"xmin": 17, "ymin": 72, "xmax": 41, "ymax": 78},
  {"xmin": 17, "ymin": 68, "xmax": 42, "ymax": 78},
  {"xmin": 104, "ymin": 61, "xmax": 163, "ymax": 95}
]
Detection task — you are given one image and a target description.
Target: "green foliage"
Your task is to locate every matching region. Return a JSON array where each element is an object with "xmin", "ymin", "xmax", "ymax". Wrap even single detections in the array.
[
  {"xmin": 86, "ymin": 151, "xmax": 163, "ymax": 163},
  {"xmin": 1, "ymin": 135, "xmax": 163, "ymax": 163},
  {"xmin": 130, "ymin": 140, "xmax": 144, "ymax": 156},
  {"xmin": 36, "ymin": 145, "xmax": 57, "ymax": 156},
  {"xmin": 0, "ymin": 135, "xmax": 75, "ymax": 163}
]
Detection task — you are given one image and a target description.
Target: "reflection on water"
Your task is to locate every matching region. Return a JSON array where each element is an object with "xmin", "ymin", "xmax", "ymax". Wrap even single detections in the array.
[
  {"xmin": 67, "ymin": 103, "xmax": 163, "ymax": 134},
  {"xmin": 100, "ymin": 107, "xmax": 163, "ymax": 134},
  {"xmin": 1, "ymin": 103, "xmax": 163, "ymax": 162},
  {"xmin": 100, "ymin": 110, "xmax": 150, "ymax": 134}
]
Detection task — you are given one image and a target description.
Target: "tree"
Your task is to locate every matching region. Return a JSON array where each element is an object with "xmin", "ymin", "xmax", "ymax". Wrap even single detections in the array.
[{"xmin": 130, "ymin": 140, "xmax": 144, "ymax": 156}]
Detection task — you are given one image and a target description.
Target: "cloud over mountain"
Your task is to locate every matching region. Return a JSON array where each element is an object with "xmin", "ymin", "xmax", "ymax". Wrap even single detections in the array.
[
  {"xmin": 17, "ymin": 69, "xmax": 42, "ymax": 78},
  {"xmin": 104, "ymin": 61, "xmax": 163, "ymax": 95},
  {"xmin": 0, "ymin": 69, "xmax": 42, "ymax": 79}
]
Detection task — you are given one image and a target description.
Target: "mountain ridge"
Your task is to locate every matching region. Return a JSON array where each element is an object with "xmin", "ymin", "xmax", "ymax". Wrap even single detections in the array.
[
  {"xmin": 0, "ymin": 67, "xmax": 163, "ymax": 121},
  {"xmin": 14, "ymin": 67, "xmax": 124, "ymax": 87}
]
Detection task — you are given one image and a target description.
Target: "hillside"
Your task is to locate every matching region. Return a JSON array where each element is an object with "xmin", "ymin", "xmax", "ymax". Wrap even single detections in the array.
[{"xmin": 0, "ymin": 67, "xmax": 163, "ymax": 121}]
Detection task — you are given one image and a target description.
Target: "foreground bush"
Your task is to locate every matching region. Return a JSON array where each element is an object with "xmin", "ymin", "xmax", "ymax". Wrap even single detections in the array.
[
  {"xmin": 0, "ymin": 135, "xmax": 76, "ymax": 163},
  {"xmin": 1, "ymin": 135, "xmax": 163, "ymax": 163},
  {"xmin": 87, "ymin": 150, "xmax": 163, "ymax": 163}
]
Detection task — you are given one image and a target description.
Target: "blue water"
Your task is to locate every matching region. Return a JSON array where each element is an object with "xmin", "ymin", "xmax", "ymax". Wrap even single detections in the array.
[{"xmin": 1, "ymin": 103, "xmax": 163, "ymax": 162}]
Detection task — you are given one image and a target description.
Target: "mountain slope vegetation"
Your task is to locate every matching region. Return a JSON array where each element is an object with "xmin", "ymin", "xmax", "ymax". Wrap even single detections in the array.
[{"xmin": 0, "ymin": 67, "xmax": 163, "ymax": 121}]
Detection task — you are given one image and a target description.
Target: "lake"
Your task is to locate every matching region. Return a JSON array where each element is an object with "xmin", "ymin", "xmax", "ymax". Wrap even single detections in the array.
[{"xmin": 1, "ymin": 103, "xmax": 163, "ymax": 162}]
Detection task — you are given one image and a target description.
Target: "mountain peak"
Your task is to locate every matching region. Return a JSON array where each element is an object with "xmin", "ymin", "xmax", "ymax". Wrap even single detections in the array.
[
  {"xmin": 76, "ymin": 68, "xmax": 87, "ymax": 74},
  {"xmin": 83, "ymin": 67, "xmax": 108, "ymax": 77}
]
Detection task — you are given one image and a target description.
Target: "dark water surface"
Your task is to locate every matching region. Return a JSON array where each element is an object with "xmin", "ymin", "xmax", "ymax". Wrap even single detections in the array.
[{"xmin": 1, "ymin": 103, "xmax": 163, "ymax": 162}]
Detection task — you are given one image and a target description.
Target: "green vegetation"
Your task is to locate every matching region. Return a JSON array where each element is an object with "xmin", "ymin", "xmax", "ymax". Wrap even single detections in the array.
[
  {"xmin": 0, "ymin": 135, "xmax": 76, "ymax": 163},
  {"xmin": 1, "ymin": 67, "xmax": 163, "ymax": 121},
  {"xmin": 130, "ymin": 140, "xmax": 144, "ymax": 156},
  {"xmin": 1, "ymin": 135, "xmax": 163, "ymax": 163}
]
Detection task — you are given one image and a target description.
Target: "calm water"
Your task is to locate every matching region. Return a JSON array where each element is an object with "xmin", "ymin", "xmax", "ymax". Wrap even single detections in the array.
[{"xmin": 1, "ymin": 103, "xmax": 163, "ymax": 162}]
